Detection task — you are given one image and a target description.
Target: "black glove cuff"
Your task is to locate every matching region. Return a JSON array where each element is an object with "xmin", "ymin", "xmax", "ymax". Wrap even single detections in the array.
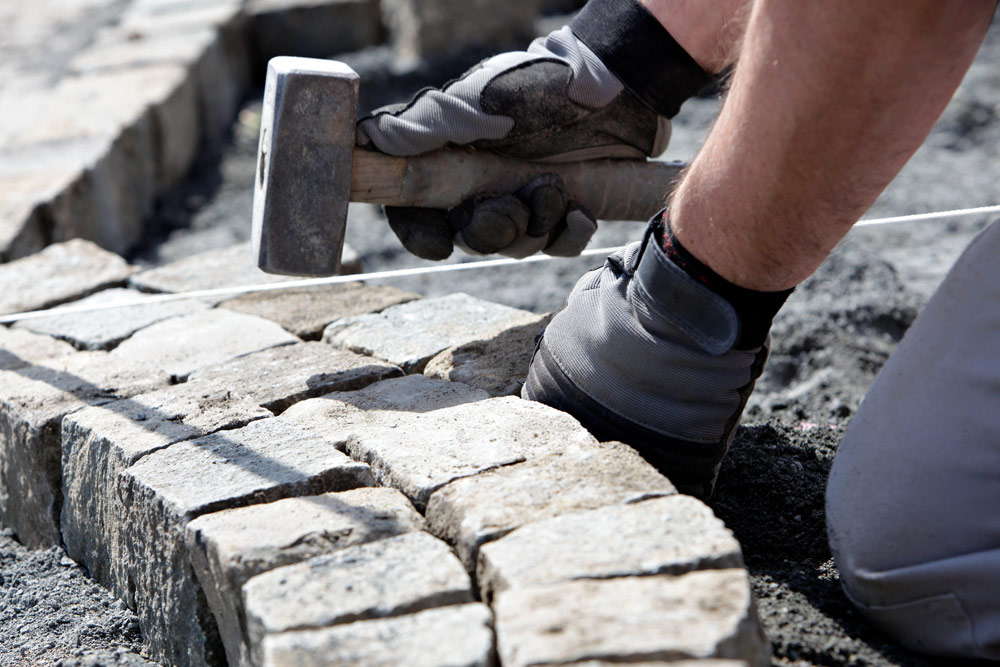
[
  {"xmin": 651, "ymin": 212, "xmax": 794, "ymax": 350},
  {"xmin": 570, "ymin": 0, "xmax": 714, "ymax": 118}
]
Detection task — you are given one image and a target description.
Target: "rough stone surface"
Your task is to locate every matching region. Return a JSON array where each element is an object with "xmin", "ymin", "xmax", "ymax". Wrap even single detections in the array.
[
  {"xmin": 0, "ymin": 352, "xmax": 168, "ymax": 548},
  {"xmin": 0, "ymin": 326, "xmax": 75, "ymax": 370},
  {"xmin": 219, "ymin": 283, "xmax": 419, "ymax": 340},
  {"xmin": 13, "ymin": 287, "xmax": 209, "ymax": 350},
  {"xmin": 61, "ymin": 381, "xmax": 272, "ymax": 594},
  {"xmin": 249, "ymin": 0, "xmax": 382, "ymax": 64},
  {"xmin": 117, "ymin": 415, "xmax": 373, "ymax": 667},
  {"xmin": 189, "ymin": 341, "xmax": 404, "ymax": 413},
  {"xmin": 323, "ymin": 293, "xmax": 539, "ymax": 373},
  {"xmin": 244, "ymin": 531, "xmax": 473, "ymax": 663},
  {"xmin": 426, "ymin": 441, "xmax": 676, "ymax": 571},
  {"xmin": 260, "ymin": 603, "xmax": 496, "ymax": 667},
  {"xmin": 284, "ymin": 376, "xmax": 597, "ymax": 510},
  {"xmin": 494, "ymin": 570, "xmax": 769, "ymax": 667},
  {"xmin": 0, "ymin": 239, "xmax": 133, "ymax": 316},
  {"xmin": 424, "ymin": 312, "xmax": 551, "ymax": 396},
  {"xmin": 382, "ymin": 0, "xmax": 540, "ymax": 61},
  {"xmin": 187, "ymin": 488, "xmax": 425, "ymax": 667},
  {"xmin": 111, "ymin": 309, "xmax": 299, "ymax": 380},
  {"xmin": 478, "ymin": 495, "xmax": 745, "ymax": 602}
]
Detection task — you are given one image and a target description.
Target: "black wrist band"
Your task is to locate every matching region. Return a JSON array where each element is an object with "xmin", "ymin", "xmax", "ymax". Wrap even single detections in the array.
[
  {"xmin": 570, "ymin": 0, "xmax": 714, "ymax": 118},
  {"xmin": 654, "ymin": 213, "xmax": 794, "ymax": 350}
]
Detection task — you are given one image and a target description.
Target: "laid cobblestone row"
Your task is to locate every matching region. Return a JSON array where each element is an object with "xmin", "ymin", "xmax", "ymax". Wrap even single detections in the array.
[
  {"xmin": 0, "ymin": 326, "xmax": 75, "ymax": 371},
  {"xmin": 0, "ymin": 352, "xmax": 169, "ymax": 548},
  {"xmin": 186, "ymin": 488, "xmax": 425, "ymax": 667}
]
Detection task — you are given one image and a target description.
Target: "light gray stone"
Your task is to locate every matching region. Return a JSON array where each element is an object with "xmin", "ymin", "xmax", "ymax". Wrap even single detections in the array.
[
  {"xmin": 0, "ymin": 327, "xmax": 75, "ymax": 371},
  {"xmin": 426, "ymin": 441, "xmax": 675, "ymax": 571},
  {"xmin": 118, "ymin": 416, "xmax": 373, "ymax": 667},
  {"xmin": 110, "ymin": 309, "xmax": 298, "ymax": 381},
  {"xmin": 244, "ymin": 531, "xmax": 473, "ymax": 664},
  {"xmin": 382, "ymin": 0, "xmax": 540, "ymax": 62},
  {"xmin": 0, "ymin": 352, "xmax": 168, "ymax": 548},
  {"xmin": 186, "ymin": 488, "xmax": 425, "ymax": 667},
  {"xmin": 494, "ymin": 571, "xmax": 769, "ymax": 667},
  {"xmin": 219, "ymin": 283, "xmax": 419, "ymax": 340},
  {"xmin": 61, "ymin": 381, "xmax": 272, "ymax": 593},
  {"xmin": 0, "ymin": 168, "xmax": 79, "ymax": 261},
  {"xmin": 563, "ymin": 662, "xmax": 749, "ymax": 667},
  {"xmin": 189, "ymin": 341, "xmax": 403, "ymax": 414},
  {"xmin": 0, "ymin": 239, "xmax": 132, "ymax": 316},
  {"xmin": 260, "ymin": 603, "xmax": 495, "ymax": 667},
  {"xmin": 284, "ymin": 377, "xmax": 597, "ymax": 510},
  {"xmin": 424, "ymin": 312, "xmax": 552, "ymax": 396},
  {"xmin": 249, "ymin": 0, "xmax": 381, "ymax": 63},
  {"xmin": 13, "ymin": 288, "xmax": 208, "ymax": 350},
  {"xmin": 477, "ymin": 495, "xmax": 745, "ymax": 602},
  {"xmin": 324, "ymin": 293, "xmax": 540, "ymax": 373}
]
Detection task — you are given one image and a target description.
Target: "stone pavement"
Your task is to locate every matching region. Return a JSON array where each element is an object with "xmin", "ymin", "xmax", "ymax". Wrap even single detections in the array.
[{"xmin": 1, "ymin": 1, "xmax": 769, "ymax": 666}]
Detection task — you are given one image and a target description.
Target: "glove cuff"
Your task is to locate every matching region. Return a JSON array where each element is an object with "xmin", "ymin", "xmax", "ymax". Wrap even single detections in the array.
[
  {"xmin": 646, "ymin": 212, "xmax": 793, "ymax": 350},
  {"xmin": 570, "ymin": 0, "xmax": 714, "ymax": 118}
]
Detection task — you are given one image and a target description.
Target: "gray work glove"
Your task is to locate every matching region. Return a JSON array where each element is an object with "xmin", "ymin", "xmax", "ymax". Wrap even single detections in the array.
[
  {"xmin": 522, "ymin": 214, "xmax": 791, "ymax": 498},
  {"xmin": 356, "ymin": 0, "xmax": 714, "ymax": 259}
]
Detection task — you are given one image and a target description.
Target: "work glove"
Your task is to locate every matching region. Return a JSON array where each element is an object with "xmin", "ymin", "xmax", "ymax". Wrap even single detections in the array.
[
  {"xmin": 356, "ymin": 0, "xmax": 712, "ymax": 260},
  {"xmin": 522, "ymin": 213, "xmax": 792, "ymax": 498}
]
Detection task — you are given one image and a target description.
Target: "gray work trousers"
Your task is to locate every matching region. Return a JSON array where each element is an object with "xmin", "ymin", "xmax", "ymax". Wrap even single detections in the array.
[{"xmin": 826, "ymin": 218, "xmax": 1000, "ymax": 660}]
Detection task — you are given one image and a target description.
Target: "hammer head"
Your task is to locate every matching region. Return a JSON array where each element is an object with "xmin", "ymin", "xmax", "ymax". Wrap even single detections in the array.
[{"xmin": 252, "ymin": 57, "xmax": 359, "ymax": 276}]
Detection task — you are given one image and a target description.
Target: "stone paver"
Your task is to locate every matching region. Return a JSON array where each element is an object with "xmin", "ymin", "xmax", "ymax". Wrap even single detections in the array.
[
  {"xmin": 323, "ymin": 293, "xmax": 539, "ymax": 373},
  {"xmin": 244, "ymin": 531, "xmax": 473, "ymax": 664},
  {"xmin": 61, "ymin": 381, "xmax": 272, "ymax": 594},
  {"xmin": 219, "ymin": 283, "xmax": 419, "ymax": 340},
  {"xmin": 382, "ymin": 0, "xmax": 539, "ymax": 61},
  {"xmin": 13, "ymin": 287, "xmax": 209, "ymax": 350},
  {"xmin": 0, "ymin": 327, "xmax": 75, "ymax": 371},
  {"xmin": 249, "ymin": 0, "xmax": 382, "ymax": 64},
  {"xmin": 260, "ymin": 603, "xmax": 495, "ymax": 667},
  {"xmin": 284, "ymin": 377, "xmax": 597, "ymax": 510},
  {"xmin": 0, "ymin": 352, "xmax": 168, "ymax": 548},
  {"xmin": 118, "ymin": 416, "xmax": 373, "ymax": 667},
  {"xmin": 424, "ymin": 312, "xmax": 551, "ymax": 396},
  {"xmin": 186, "ymin": 488, "xmax": 425, "ymax": 667},
  {"xmin": 189, "ymin": 341, "xmax": 403, "ymax": 414},
  {"xmin": 110, "ymin": 309, "xmax": 299, "ymax": 380},
  {"xmin": 477, "ymin": 495, "xmax": 745, "ymax": 602},
  {"xmin": 0, "ymin": 240, "xmax": 132, "ymax": 315},
  {"xmin": 426, "ymin": 441, "xmax": 676, "ymax": 571},
  {"xmin": 495, "ymin": 571, "xmax": 769, "ymax": 667}
]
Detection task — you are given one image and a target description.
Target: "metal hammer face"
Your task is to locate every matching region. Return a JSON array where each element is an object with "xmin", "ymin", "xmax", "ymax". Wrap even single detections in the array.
[{"xmin": 252, "ymin": 57, "xmax": 359, "ymax": 276}]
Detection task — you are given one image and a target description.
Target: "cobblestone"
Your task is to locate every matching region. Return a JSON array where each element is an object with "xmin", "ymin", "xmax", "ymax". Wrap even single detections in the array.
[
  {"xmin": 186, "ymin": 487, "xmax": 425, "ymax": 667},
  {"xmin": 249, "ymin": 0, "xmax": 382, "ymax": 64},
  {"xmin": 244, "ymin": 531, "xmax": 473, "ymax": 665},
  {"xmin": 0, "ymin": 327, "xmax": 75, "ymax": 371}
]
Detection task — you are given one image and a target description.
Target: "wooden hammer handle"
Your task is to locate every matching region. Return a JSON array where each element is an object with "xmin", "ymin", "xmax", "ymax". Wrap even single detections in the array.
[{"xmin": 350, "ymin": 148, "xmax": 684, "ymax": 221}]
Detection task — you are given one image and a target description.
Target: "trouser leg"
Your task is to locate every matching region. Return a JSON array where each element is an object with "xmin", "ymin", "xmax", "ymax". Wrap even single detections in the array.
[{"xmin": 826, "ymin": 219, "xmax": 1000, "ymax": 660}]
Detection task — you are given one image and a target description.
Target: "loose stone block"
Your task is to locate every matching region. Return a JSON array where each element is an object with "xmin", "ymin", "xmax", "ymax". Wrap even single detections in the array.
[
  {"xmin": 0, "ymin": 353, "xmax": 168, "ymax": 548},
  {"xmin": 260, "ymin": 603, "xmax": 495, "ymax": 667},
  {"xmin": 111, "ymin": 309, "xmax": 298, "ymax": 381},
  {"xmin": 382, "ymin": 0, "xmax": 540, "ymax": 62},
  {"xmin": 13, "ymin": 288, "xmax": 208, "ymax": 350},
  {"xmin": 477, "ymin": 495, "xmax": 744, "ymax": 602},
  {"xmin": 249, "ymin": 0, "xmax": 382, "ymax": 63},
  {"xmin": 324, "ymin": 293, "xmax": 539, "ymax": 373},
  {"xmin": 426, "ymin": 441, "xmax": 675, "ymax": 571},
  {"xmin": 284, "ymin": 377, "xmax": 597, "ymax": 510},
  {"xmin": 118, "ymin": 416, "xmax": 373, "ymax": 667},
  {"xmin": 0, "ymin": 168, "xmax": 80, "ymax": 261},
  {"xmin": 0, "ymin": 239, "xmax": 132, "ymax": 316},
  {"xmin": 189, "ymin": 341, "xmax": 402, "ymax": 414},
  {"xmin": 244, "ymin": 531, "xmax": 473, "ymax": 664},
  {"xmin": 494, "ymin": 570, "xmax": 769, "ymax": 667},
  {"xmin": 186, "ymin": 488, "xmax": 425, "ymax": 667},
  {"xmin": 424, "ymin": 312, "xmax": 551, "ymax": 396},
  {"xmin": 0, "ymin": 327, "xmax": 75, "ymax": 371},
  {"xmin": 219, "ymin": 283, "xmax": 419, "ymax": 340},
  {"xmin": 61, "ymin": 381, "xmax": 272, "ymax": 593}
]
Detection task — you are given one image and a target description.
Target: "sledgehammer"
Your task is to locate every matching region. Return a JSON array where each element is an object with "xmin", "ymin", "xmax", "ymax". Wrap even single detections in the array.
[{"xmin": 252, "ymin": 56, "xmax": 684, "ymax": 277}]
